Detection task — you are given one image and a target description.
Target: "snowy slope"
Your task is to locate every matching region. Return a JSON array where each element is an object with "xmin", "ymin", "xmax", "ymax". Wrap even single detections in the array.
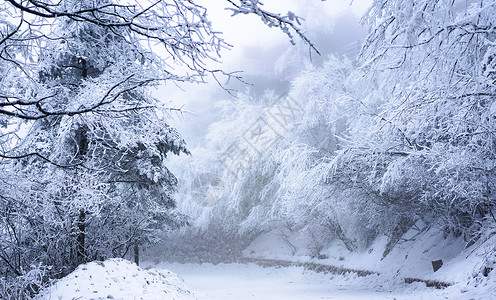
[
  {"xmin": 243, "ymin": 224, "xmax": 496, "ymax": 299},
  {"xmin": 37, "ymin": 258, "xmax": 194, "ymax": 300}
]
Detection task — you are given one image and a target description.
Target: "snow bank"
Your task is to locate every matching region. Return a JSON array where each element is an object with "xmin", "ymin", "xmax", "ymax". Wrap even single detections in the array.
[{"xmin": 37, "ymin": 258, "xmax": 194, "ymax": 300}]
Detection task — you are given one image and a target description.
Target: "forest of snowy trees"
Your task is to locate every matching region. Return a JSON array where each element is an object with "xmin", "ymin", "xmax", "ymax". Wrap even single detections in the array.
[
  {"xmin": 1, "ymin": 0, "xmax": 496, "ymax": 298},
  {"xmin": 165, "ymin": 0, "xmax": 496, "ymax": 263}
]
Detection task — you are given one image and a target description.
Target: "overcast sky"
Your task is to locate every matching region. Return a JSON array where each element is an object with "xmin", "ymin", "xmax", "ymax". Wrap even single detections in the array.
[
  {"xmin": 157, "ymin": 0, "xmax": 372, "ymax": 148},
  {"xmin": 201, "ymin": 0, "xmax": 371, "ymax": 68}
]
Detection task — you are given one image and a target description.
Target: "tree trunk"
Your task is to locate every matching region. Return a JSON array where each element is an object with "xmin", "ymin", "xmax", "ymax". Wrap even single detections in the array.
[
  {"xmin": 76, "ymin": 209, "xmax": 86, "ymax": 263},
  {"xmin": 134, "ymin": 244, "xmax": 139, "ymax": 266}
]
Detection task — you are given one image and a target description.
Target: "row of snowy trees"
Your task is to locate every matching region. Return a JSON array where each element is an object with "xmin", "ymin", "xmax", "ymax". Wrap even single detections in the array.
[
  {"xmin": 168, "ymin": 0, "xmax": 496, "ymax": 260},
  {"xmin": 0, "ymin": 0, "xmax": 316, "ymax": 297}
]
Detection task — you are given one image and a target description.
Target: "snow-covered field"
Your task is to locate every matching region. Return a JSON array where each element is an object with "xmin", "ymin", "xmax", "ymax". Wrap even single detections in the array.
[
  {"xmin": 35, "ymin": 228, "xmax": 496, "ymax": 299},
  {"xmin": 238, "ymin": 225, "xmax": 496, "ymax": 300},
  {"xmin": 150, "ymin": 262, "xmax": 411, "ymax": 300}
]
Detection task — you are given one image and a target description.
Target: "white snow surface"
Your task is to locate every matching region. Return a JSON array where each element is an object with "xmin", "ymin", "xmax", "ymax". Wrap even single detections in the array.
[
  {"xmin": 147, "ymin": 261, "xmax": 398, "ymax": 300},
  {"xmin": 37, "ymin": 225, "xmax": 496, "ymax": 299},
  {"xmin": 147, "ymin": 261, "xmax": 490, "ymax": 300},
  {"xmin": 37, "ymin": 258, "xmax": 194, "ymax": 300}
]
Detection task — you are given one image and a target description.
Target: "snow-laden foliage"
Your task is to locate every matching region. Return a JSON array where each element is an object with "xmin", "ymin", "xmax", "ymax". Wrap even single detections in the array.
[
  {"xmin": 164, "ymin": 58, "xmax": 376, "ymax": 259},
  {"xmin": 353, "ymin": 0, "xmax": 496, "ymax": 238}
]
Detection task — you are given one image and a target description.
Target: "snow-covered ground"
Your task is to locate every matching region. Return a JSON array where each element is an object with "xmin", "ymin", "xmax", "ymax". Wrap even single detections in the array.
[
  {"xmin": 36, "ymin": 225, "xmax": 495, "ymax": 299},
  {"xmin": 150, "ymin": 262, "xmax": 389, "ymax": 299},
  {"xmin": 239, "ymin": 224, "xmax": 496, "ymax": 299},
  {"xmin": 244, "ymin": 224, "xmax": 467, "ymax": 279},
  {"xmin": 36, "ymin": 254, "xmax": 494, "ymax": 299},
  {"xmin": 146, "ymin": 261, "xmax": 462, "ymax": 300}
]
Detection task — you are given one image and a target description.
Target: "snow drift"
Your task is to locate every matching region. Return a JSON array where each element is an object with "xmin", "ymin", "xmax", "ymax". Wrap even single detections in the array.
[{"xmin": 37, "ymin": 258, "xmax": 194, "ymax": 300}]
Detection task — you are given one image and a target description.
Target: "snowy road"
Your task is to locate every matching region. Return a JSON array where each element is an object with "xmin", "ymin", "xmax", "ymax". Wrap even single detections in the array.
[{"xmin": 149, "ymin": 262, "xmax": 443, "ymax": 300}]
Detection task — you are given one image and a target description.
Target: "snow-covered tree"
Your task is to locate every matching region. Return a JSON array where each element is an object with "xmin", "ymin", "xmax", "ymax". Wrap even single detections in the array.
[
  {"xmin": 0, "ymin": 0, "xmax": 317, "ymax": 155},
  {"xmin": 160, "ymin": 0, "xmax": 496, "ymax": 265},
  {"xmin": 162, "ymin": 57, "xmax": 373, "ymax": 258},
  {"xmin": 1, "ymin": 1, "xmax": 189, "ymax": 292},
  {"xmin": 352, "ymin": 0, "xmax": 496, "ymax": 238}
]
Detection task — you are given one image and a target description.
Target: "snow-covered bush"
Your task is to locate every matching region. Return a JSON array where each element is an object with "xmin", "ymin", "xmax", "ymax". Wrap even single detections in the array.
[{"xmin": 36, "ymin": 258, "xmax": 194, "ymax": 299}]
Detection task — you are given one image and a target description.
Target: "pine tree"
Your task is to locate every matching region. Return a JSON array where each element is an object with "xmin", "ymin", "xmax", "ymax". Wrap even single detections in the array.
[{"xmin": 3, "ymin": 0, "xmax": 190, "ymax": 285}]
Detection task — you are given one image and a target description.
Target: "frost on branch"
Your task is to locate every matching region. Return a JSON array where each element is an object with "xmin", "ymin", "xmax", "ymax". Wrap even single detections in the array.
[{"xmin": 226, "ymin": 0, "xmax": 320, "ymax": 55}]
